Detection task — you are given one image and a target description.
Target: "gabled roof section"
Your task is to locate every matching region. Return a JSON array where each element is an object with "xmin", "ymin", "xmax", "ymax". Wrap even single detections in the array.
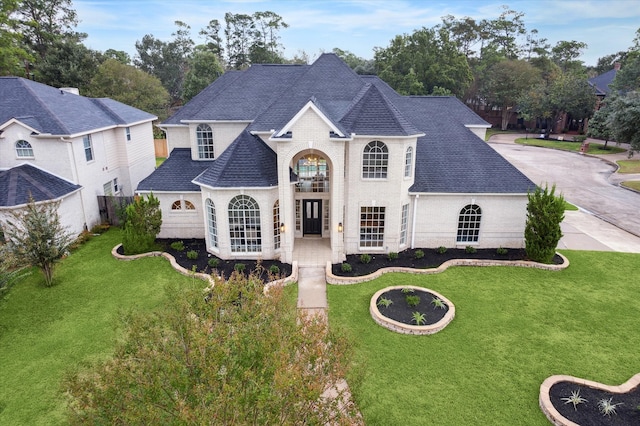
[
  {"xmin": 0, "ymin": 164, "xmax": 81, "ymax": 207},
  {"xmin": 588, "ymin": 68, "xmax": 618, "ymax": 96},
  {"xmin": 194, "ymin": 131, "xmax": 278, "ymax": 188},
  {"xmin": 136, "ymin": 148, "xmax": 210, "ymax": 192},
  {"xmin": 274, "ymin": 97, "xmax": 349, "ymax": 138},
  {"xmin": 339, "ymin": 83, "xmax": 421, "ymax": 136},
  {"xmin": 0, "ymin": 77, "xmax": 156, "ymax": 136}
]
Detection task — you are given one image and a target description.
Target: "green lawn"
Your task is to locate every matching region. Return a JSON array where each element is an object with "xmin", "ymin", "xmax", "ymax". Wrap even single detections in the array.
[
  {"xmin": 0, "ymin": 230, "xmax": 198, "ymax": 425},
  {"xmin": 485, "ymin": 128, "xmax": 518, "ymax": 141},
  {"xmin": 617, "ymin": 160, "xmax": 640, "ymax": 174},
  {"xmin": 515, "ymin": 137, "xmax": 626, "ymax": 155},
  {"xmin": 328, "ymin": 251, "xmax": 640, "ymax": 425},
  {"xmin": 621, "ymin": 180, "xmax": 640, "ymax": 191}
]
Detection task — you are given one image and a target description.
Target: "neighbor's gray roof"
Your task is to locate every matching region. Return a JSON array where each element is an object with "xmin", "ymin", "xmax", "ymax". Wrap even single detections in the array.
[
  {"xmin": 0, "ymin": 77, "xmax": 156, "ymax": 135},
  {"xmin": 157, "ymin": 53, "xmax": 534, "ymax": 194},
  {"xmin": 588, "ymin": 68, "xmax": 618, "ymax": 96},
  {"xmin": 0, "ymin": 164, "xmax": 81, "ymax": 207},
  {"xmin": 137, "ymin": 148, "xmax": 210, "ymax": 192}
]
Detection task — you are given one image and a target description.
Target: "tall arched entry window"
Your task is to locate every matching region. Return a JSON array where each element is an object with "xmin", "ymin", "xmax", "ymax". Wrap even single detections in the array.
[
  {"xmin": 294, "ymin": 154, "xmax": 329, "ymax": 192},
  {"xmin": 228, "ymin": 195, "xmax": 261, "ymax": 252}
]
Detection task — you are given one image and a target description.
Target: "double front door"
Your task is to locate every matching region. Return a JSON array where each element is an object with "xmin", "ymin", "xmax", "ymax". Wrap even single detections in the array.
[{"xmin": 303, "ymin": 199, "xmax": 322, "ymax": 235}]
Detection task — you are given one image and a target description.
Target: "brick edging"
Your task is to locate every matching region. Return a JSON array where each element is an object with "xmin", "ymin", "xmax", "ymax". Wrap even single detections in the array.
[
  {"xmin": 111, "ymin": 244, "xmax": 298, "ymax": 290},
  {"xmin": 326, "ymin": 252, "xmax": 569, "ymax": 285},
  {"xmin": 539, "ymin": 373, "xmax": 640, "ymax": 426}
]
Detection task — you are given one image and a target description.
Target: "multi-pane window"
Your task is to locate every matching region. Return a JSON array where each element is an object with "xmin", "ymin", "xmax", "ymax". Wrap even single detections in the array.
[
  {"xmin": 457, "ymin": 204, "xmax": 482, "ymax": 243},
  {"xmin": 273, "ymin": 200, "xmax": 280, "ymax": 250},
  {"xmin": 295, "ymin": 200, "xmax": 301, "ymax": 232},
  {"xmin": 15, "ymin": 140, "xmax": 34, "ymax": 157},
  {"xmin": 83, "ymin": 135, "xmax": 94, "ymax": 162},
  {"xmin": 362, "ymin": 140, "xmax": 388, "ymax": 179},
  {"xmin": 400, "ymin": 204, "xmax": 409, "ymax": 245},
  {"xmin": 360, "ymin": 206, "xmax": 385, "ymax": 248},
  {"xmin": 404, "ymin": 146, "xmax": 413, "ymax": 178},
  {"xmin": 206, "ymin": 199, "xmax": 218, "ymax": 249},
  {"xmin": 229, "ymin": 195, "xmax": 261, "ymax": 253},
  {"xmin": 125, "ymin": 127, "xmax": 131, "ymax": 141},
  {"xmin": 197, "ymin": 124, "xmax": 214, "ymax": 159},
  {"xmin": 103, "ymin": 181, "xmax": 113, "ymax": 196},
  {"xmin": 295, "ymin": 155, "xmax": 329, "ymax": 192},
  {"xmin": 171, "ymin": 200, "xmax": 195, "ymax": 210}
]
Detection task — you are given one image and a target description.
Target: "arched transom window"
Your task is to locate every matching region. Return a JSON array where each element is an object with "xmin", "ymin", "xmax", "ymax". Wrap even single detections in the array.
[
  {"xmin": 457, "ymin": 204, "xmax": 482, "ymax": 243},
  {"xmin": 362, "ymin": 140, "xmax": 388, "ymax": 179},
  {"xmin": 15, "ymin": 140, "xmax": 34, "ymax": 158},
  {"xmin": 206, "ymin": 199, "xmax": 218, "ymax": 249},
  {"xmin": 171, "ymin": 200, "xmax": 196, "ymax": 210},
  {"xmin": 196, "ymin": 124, "xmax": 214, "ymax": 159},
  {"xmin": 229, "ymin": 195, "xmax": 261, "ymax": 253}
]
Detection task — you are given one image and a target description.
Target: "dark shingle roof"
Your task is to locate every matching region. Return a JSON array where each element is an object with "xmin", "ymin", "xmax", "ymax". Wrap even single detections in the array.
[
  {"xmin": 194, "ymin": 131, "xmax": 279, "ymax": 188},
  {"xmin": 136, "ymin": 148, "xmax": 210, "ymax": 192},
  {"xmin": 0, "ymin": 77, "xmax": 156, "ymax": 135},
  {"xmin": 588, "ymin": 68, "xmax": 618, "ymax": 96},
  {"xmin": 0, "ymin": 164, "xmax": 81, "ymax": 207}
]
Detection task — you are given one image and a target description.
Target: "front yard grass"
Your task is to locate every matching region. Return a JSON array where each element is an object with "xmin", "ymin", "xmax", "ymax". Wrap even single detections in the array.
[
  {"xmin": 0, "ymin": 229, "xmax": 198, "ymax": 425},
  {"xmin": 328, "ymin": 251, "xmax": 640, "ymax": 425},
  {"xmin": 621, "ymin": 180, "xmax": 640, "ymax": 191},
  {"xmin": 616, "ymin": 160, "xmax": 640, "ymax": 174},
  {"xmin": 515, "ymin": 137, "xmax": 626, "ymax": 155}
]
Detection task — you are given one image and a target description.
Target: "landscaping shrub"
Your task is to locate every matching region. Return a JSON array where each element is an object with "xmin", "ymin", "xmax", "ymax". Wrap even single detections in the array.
[
  {"xmin": 436, "ymin": 246, "xmax": 447, "ymax": 254},
  {"xmin": 234, "ymin": 263, "xmax": 246, "ymax": 273},
  {"xmin": 208, "ymin": 258, "xmax": 219, "ymax": 268},
  {"xmin": 465, "ymin": 245, "xmax": 477, "ymax": 254},
  {"xmin": 414, "ymin": 249, "xmax": 425, "ymax": 259},
  {"xmin": 359, "ymin": 254, "xmax": 371, "ymax": 264},
  {"xmin": 388, "ymin": 252, "xmax": 398, "ymax": 261},
  {"xmin": 341, "ymin": 263, "xmax": 352, "ymax": 273},
  {"xmin": 186, "ymin": 250, "xmax": 198, "ymax": 260},
  {"xmin": 496, "ymin": 247, "xmax": 508, "ymax": 255},
  {"xmin": 170, "ymin": 241, "xmax": 185, "ymax": 251},
  {"xmin": 269, "ymin": 265, "xmax": 280, "ymax": 275},
  {"xmin": 525, "ymin": 184, "xmax": 564, "ymax": 263},
  {"xmin": 122, "ymin": 193, "xmax": 162, "ymax": 255}
]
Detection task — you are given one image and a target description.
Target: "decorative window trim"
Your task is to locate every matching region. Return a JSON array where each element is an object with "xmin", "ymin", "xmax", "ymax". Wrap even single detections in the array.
[
  {"xmin": 15, "ymin": 140, "xmax": 34, "ymax": 158},
  {"xmin": 229, "ymin": 195, "xmax": 261, "ymax": 253},
  {"xmin": 206, "ymin": 199, "xmax": 218, "ymax": 249},
  {"xmin": 83, "ymin": 135, "xmax": 94, "ymax": 162},
  {"xmin": 456, "ymin": 204, "xmax": 482, "ymax": 243},
  {"xmin": 362, "ymin": 140, "xmax": 388, "ymax": 179},
  {"xmin": 196, "ymin": 124, "xmax": 214, "ymax": 159},
  {"xmin": 360, "ymin": 206, "xmax": 386, "ymax": 248}
]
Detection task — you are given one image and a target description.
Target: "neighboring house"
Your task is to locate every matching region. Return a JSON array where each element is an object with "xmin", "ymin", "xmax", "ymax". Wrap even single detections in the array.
[
  {"xmin": 138, "ymin": 54, "xmax": 535, "ymax": 264},
  {"xmin": 0, "ymin": 77, "xmax": 157, "ymax": 235},
  {"xmin": 589, "ymin": 62, "xmax": 620, "ymax": 108}
]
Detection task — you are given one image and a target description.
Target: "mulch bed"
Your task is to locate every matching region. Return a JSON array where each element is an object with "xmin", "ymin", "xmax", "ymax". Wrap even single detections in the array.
[
  {"xmin": 549, "ymin": 381, "xmax": 640, "ymax": 425},
  {"xmin": 332, "ymin": 248, "xmax": 563, "ymax": 277},
  {"xmin": 375, "ymin": 288, "xmax": 448, "ymax": 325},
  {"xmin": 157, "ymin": 239, "xmax": 291, "ymax": 280}
]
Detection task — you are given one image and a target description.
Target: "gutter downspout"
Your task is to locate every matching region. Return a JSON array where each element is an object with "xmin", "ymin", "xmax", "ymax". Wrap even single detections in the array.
[
  {"xmin": 411, "ymin": 194, "xmax": 419, "ymax": 249},
  {"xmin": 61, "ymin": 137, "xmax": 88, "ymax": 230}
]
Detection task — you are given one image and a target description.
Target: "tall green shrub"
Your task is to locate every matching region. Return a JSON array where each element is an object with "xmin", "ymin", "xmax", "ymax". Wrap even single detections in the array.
[
  {"xmin": 122, "ymin": 193, "xmax": 162, "ymax": 255},
  {"xmin": 525, "ymin": 184, "xmax": 565, "ymax": 263}
]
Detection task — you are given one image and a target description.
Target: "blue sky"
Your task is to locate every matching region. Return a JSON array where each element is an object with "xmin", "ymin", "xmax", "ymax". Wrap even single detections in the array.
[{"xmin": 75, "ymin": 0, "xmax": 640, "ymax": 67}]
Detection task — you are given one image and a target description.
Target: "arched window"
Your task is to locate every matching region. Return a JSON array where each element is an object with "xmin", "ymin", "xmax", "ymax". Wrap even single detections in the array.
[
  {"xmin": 404, "ymin": 146, "xmax": 413, "ymax": 178},
  {"xmin": 228, "ymin": 195, "xmax": 261, "ymax": 253},
  {"xmin": 457, "ymin": 204, "xmax": 482, "ymax": 243},
  {"xmin": 273, "ymin": 200, "xmax": 281, "ymax": 250},
  {"xmin": 16, "ymin": 140, "xmax": 34, "ymax": 158},
  {"xmin": 206, "ymin": 199, "xmax": 218, "ymax": 249},
  {"xmin": 362, "ymin": 140, "xmax": 388, "ymax": 179},
  {"xmin": 196, "ymin": 124, "xmax": 214, "ymax": 159},
  {"xmin": 171, "ymin": 200, "xmax": 195, "ymax": 210}
]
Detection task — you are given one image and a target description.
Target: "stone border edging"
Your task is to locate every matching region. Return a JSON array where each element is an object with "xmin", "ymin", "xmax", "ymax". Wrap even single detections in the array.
[
  {"xmin": 111, "ymin": 244, "xmax": 298, "ymax": 290},
  {"xmin": 370, "ymin": 285, "xmax": 455, "ymax": 335},
  {"xmin": 539, "ymin": 373, "xmax": 640, "ymax": 426},
  {"xmin": 326, "ymin": 252, "xmax": 569, "ymax": 285}
]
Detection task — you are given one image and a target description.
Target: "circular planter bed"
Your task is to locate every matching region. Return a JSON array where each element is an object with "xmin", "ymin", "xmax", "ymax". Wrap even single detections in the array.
[
  {"xmin": 540, "ymin": 374, "xmax": 640, "ymax": 425},
  {"xmin": 370, "ymin": 285, "xmax": 455, "ymax": 335}
]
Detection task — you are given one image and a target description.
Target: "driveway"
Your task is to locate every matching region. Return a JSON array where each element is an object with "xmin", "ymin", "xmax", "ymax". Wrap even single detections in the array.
[{"xmin": 488, "ymin": 134, "xmax": 640, "ymax": 252}]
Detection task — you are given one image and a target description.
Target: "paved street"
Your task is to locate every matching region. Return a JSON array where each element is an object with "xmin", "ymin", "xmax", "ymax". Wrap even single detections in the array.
[{"xmin": 488, "ymin": 134, "xmax": 640, "ymax": 244}]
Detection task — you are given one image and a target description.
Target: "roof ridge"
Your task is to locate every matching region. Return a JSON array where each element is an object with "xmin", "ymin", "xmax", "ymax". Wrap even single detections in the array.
[{"xmin": 18, "ymin": 78, "xmax": 71, "ymax": 134}]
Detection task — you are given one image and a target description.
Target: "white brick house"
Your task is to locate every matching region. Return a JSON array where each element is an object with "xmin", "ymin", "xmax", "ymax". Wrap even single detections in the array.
[
  {"xmin": 0, "ymin": 78, "xmax": 157, "ymax": 235},
  {"xmin": 139, "ymin": 54, "xmax": 535, "ymax": 264}
]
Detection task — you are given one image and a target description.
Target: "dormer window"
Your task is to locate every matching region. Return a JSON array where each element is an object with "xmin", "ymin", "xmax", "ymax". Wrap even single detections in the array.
[
  {"xmin": 15, "ymin": 140, "xmax": 34, "ymax": 158},
  {"xmin": 196, "ymin": 124, "xmax": 214, "ymax": 159}
]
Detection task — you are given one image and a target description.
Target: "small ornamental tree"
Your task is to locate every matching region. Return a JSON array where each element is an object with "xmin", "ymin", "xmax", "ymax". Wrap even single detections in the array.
[
  {"xmin": 121, "ymin": 193, "xmax": 162, "ymax": 255},
  {"xmin": 1, "ymin": 198, "xmax": 74, "ymax": 287},
  {"xmin": 64, "ymin": 272, "xmax": 360, "ymax": 424},
  {"xmin": 525, "ymin": 184, "xmax": 565, "ymax": 263}
]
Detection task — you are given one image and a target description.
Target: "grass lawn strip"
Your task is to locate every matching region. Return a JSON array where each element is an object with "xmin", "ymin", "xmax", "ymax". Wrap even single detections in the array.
[
  {"xmin": 0, "ymin": 230, "xmax": 197, "ymax": 425},
  {"xmin": 515, "ymin": 137, "xmax": 626, "ymax": 155},
  {"xmin": 621, "ymin": 181, "xmax": 640, "ymax": 191},
  {"xmin": 616, "ymin": 160, "xmax": 640, "ymax": 174},
  {"xmin": 328, "ymin": 250, "xmax": 640, "ymax": 425}
]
